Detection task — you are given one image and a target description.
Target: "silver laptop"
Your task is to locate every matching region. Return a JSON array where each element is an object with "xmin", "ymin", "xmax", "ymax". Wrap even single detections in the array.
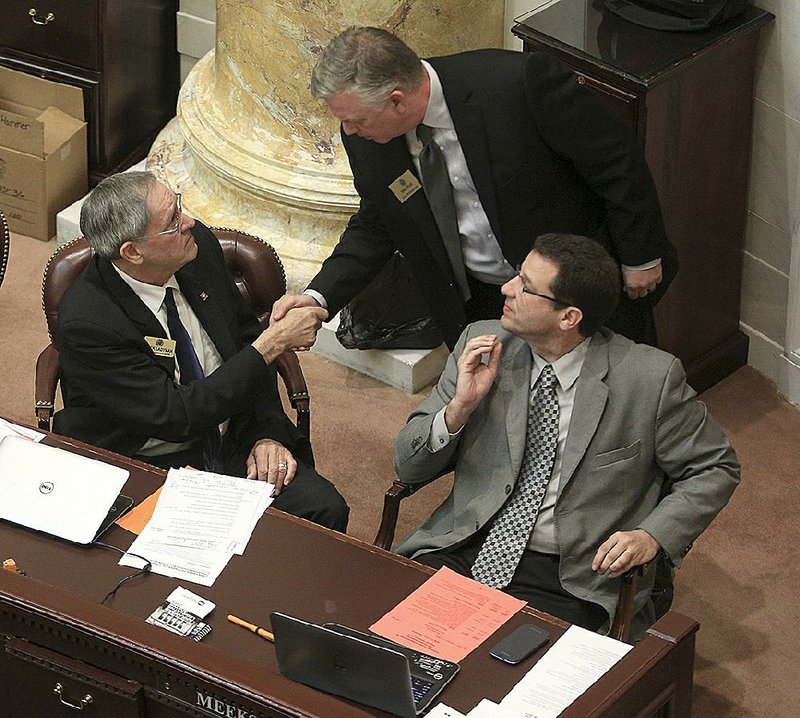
[
  {"xmin": 271, "ymin": 612, "xmax": 459, "ymax": 718},
  {"xmin": 0, "ymin": 435, "xmax": 129, "ymax": 544}
]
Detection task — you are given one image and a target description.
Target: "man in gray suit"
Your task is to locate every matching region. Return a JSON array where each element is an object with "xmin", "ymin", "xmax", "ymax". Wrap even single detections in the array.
[{"xmin": 394, "ymin": 233, "xmax": 739, "ymax": 639}]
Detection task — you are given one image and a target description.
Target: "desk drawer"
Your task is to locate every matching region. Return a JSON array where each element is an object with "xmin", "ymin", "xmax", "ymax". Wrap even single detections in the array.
[
  {"xmin": 3, "ymin": 637, "xmax": 144, "ymax": 717},
  {"xmin": 0, "ymin": 0, "xmax": 99, "ymax": 71}
]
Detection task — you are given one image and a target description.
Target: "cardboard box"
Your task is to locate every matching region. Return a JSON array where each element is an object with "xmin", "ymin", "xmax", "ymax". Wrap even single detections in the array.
[{"xmin": 0, "ymin": 66, "xmax": 87, "ymax": 241}]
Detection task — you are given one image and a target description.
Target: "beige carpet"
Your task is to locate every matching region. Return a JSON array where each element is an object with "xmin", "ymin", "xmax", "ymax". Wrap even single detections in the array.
[{"xmin": 2, "ymin": 231, "xmax": 798, "ymax": 716}]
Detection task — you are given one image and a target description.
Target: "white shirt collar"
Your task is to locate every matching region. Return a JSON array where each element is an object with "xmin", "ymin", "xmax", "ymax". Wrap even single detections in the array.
[
  {"xmin": 111, "ymin": 262, "xmax": 179, "ymax": 315},
  {"xmin": 419, "ymin": 60, "xmax": 453, "ymax": 131},
  {"xmin": 531, "ymin": 338, "xmax": 590, "ymax": 393}
]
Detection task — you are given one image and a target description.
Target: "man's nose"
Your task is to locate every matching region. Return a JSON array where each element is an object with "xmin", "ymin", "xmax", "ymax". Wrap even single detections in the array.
[{"xmin": 342, "ymin": 121, "xmax": 358, "ymax": 135}]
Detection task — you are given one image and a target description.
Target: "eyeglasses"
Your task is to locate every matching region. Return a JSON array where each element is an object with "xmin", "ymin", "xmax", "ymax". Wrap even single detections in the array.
[
  {"xmin": 132, "ymin": 193, "xmax": 182, "ymax": 240},
  {"xmin": 521, "ymin": 287, "xmax": 559, "ymax": 301},
  {"xmin": 516, "ymin": 274, "xmax": 569, "ymax": 307}
]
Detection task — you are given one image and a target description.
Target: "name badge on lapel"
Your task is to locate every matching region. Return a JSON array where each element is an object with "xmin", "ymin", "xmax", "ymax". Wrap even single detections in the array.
[
  {"xmin": 389, "ymin": 170, "xmax": 422, "ymax": 203},
  {"xmin": 145, "ymin": 336, "xmax": 176, "ymax": 358}
]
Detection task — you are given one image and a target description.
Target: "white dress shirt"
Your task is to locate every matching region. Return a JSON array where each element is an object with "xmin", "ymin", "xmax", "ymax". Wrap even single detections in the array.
[
  {"xmin": 112, "ymin": 264, "xmax": 226, "ymax": 456},
  {"xmin": 405, "ymin": 61, "xmax": 516, "ymax": 286},
  {"xmin": 429, "ymin": 339, "xmax": 590, "ymax": 554}
]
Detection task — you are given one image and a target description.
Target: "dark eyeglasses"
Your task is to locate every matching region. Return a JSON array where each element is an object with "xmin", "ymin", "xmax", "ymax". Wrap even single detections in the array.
[
  {"xmin": 521, "ymin": 287, "xmax": 567, "ymax": 305},
  {"xmin": 516, "ymin": 274, "xmax": 570, "ymax": 307},
  {"xmin": 132, "ymin": 193, "xmax": 182, "ymax": 240}
]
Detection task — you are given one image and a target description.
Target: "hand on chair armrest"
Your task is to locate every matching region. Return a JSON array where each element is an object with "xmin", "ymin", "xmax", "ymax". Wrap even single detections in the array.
[{"xmin": 592, "ymin": 529, "xmax": 661, "ymax": 579}]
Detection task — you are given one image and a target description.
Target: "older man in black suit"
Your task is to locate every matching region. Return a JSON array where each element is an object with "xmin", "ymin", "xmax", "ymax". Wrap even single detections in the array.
[
  {"xmin": 273, "ymin": 26, "xmax": 677, "ymax": 349},
  {"xmin": 54, "ymin": 172, "xmax": 349, "ymax": 532}
]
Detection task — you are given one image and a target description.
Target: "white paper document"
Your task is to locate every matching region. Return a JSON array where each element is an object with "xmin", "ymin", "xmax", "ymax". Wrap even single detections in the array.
[
  {"xmin": 120, "ymin": 468, "xmax": 274, "ymax": 586},
  {"xmin": 427, "ymin": 704, "xmax": 466, "ymax": 718},
  {"xmin": 466, "ymin": 699, "xmax": 504, "ymax": 717},
  {"xmin": 0, "ymin": 435, "xmax": 128, "ymax": 544},
  {"xmin": 0, "ymin": 418, "xmax": 46, "ymax": 443},
  {"xmin": 497, "ymin": 625, "xmax": 633, "ymax": 717}
]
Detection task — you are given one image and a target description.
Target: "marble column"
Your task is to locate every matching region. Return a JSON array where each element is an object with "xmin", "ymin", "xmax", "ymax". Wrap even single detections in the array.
[{"xmin": 148, "ymin": 0, "xmax": 504, "ymax": 291}]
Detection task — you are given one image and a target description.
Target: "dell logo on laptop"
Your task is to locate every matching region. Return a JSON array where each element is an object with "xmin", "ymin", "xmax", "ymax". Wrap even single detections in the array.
[{"xmin": 39, "ymin": 481, "xmax": 54, "ymax": 494}]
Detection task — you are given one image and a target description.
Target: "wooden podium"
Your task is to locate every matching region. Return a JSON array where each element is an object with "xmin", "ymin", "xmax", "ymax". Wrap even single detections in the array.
[
  {"xmin": 513, "ymin": 1, "xmax": 774, "ymax": 392},
  {"xmin": 0, "ymin": 430, "xmax": 699, "ymax": 716}
]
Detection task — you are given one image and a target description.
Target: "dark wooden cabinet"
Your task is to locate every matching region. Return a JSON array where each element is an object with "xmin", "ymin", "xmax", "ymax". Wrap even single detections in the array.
[
  {"xmin": 0, "ymin": 0, "xmax": 179, "ymax": 185},
  {"xmin": 514, "ymin": 0, "xmax": 773, "ymax": 392}
]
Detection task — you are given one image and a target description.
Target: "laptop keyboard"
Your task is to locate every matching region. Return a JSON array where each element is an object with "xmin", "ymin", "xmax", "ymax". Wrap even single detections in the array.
[{"xmin": 411, "ymin": 676, "xmax": 434, "ymax": 704}]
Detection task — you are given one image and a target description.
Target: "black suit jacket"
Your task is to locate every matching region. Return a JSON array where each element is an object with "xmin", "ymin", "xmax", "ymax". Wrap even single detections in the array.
[
  {"xmin": 54, "ymin": 222, "xmax": 312, "ymax": 468},
  {"xmin": 308, "ymin": 49, "xmax": 677, "ymax": 349}
]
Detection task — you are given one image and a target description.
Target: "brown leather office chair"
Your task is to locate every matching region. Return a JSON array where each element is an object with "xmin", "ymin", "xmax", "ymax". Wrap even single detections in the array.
[
  {"xmin": 0, "ymin": 210, "xmax": 9, "ymax": 289},
  {"xmin": 374, "ymin": 478, "xmax": 657, "ymax": 643},
  {"xmin": 34, "ymin": 227, "xmax": 310, "ymax": 437}
]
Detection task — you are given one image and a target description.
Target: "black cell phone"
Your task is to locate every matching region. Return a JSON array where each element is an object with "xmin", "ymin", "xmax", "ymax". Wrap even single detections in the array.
[{"xmin": 489, "ymin": 624, "xmax": 550, "ymax": 664}]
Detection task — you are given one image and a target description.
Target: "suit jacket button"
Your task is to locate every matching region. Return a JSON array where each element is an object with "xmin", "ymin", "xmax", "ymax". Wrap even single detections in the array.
[
  {"xmin": 475, "ymin": 521, "xmax": 480, "ymax": 531},
  {"xmin": 505, "ymin": 484, "xmax": 512, "ymax": 494}
]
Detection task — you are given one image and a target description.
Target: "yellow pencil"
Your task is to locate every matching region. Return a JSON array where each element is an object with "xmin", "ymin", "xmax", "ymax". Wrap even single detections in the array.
[{"xmin": 227, "ymin": 614, "xmax": 274, "ymax": 642}]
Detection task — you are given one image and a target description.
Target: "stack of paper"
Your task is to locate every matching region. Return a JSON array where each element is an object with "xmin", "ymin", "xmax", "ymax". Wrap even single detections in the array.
[
  {"xmin": 370, "ymin": 567, "xmax": 526, "ymax": 662},
  {"xmin": 429, "ymin": 625, "xmax": 633, "ymax": 718},
  {"xmin": 120, "ymin": 468, "xmax": 274, "ymax": 586}
]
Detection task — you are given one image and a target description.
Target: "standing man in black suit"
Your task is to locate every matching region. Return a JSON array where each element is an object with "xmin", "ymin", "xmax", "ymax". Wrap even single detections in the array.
[
  {"xmin": 272, "ymin": 26, "xmax": 677, "ymax": 349},
  {"xmin": 55, "ymin": 172, "xmax": 349, "ymax": 532}
]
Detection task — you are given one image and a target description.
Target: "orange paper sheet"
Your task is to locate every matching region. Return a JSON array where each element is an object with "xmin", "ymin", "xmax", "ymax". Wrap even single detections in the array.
[
  {"xmin": 369, "ymin": 566, "xmax": 526, "ymax": 662},
  {"xmin": 115, "ymin": 486, "xmax": 162, "ymax": 535}
]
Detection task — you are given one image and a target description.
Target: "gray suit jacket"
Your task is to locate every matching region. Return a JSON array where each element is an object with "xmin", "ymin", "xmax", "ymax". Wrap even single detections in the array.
[{"xmin": 394, "ymin": 322, "xmax": 739, "ymax": 637}]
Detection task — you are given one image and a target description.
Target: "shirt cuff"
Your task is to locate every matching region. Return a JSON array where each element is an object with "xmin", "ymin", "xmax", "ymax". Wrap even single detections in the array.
[
  {"xmin": 621, "ymin": 258, "xmax": 661, "ymax": 272},
  {"xmin": 303, "ymin": 289, "xmax": 327, "ymax": 310},
  {"xmin": 428, "ymin": 407, "xmax": 463, "ymax": 452}
]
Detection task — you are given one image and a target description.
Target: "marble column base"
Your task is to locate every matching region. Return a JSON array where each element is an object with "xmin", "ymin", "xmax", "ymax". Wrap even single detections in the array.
[{"xmin": 147, "ymin": 53, "xmax": 357, "ymax": 294}]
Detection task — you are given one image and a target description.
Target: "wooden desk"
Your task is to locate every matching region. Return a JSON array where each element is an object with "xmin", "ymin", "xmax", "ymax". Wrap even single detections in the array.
[{"xmin": 0, "ymin": 431, "xmax": 699, "ymax": 717}]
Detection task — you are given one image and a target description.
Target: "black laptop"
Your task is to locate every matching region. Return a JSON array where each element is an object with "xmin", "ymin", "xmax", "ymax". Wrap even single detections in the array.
[{"xmin": 270, "ymin": 612, "xmax": 459, "ymax": 718}]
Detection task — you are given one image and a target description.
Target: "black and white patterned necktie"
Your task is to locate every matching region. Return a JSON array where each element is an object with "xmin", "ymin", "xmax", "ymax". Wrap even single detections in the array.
[{"xmin": 471, "ymin": 364, "xmax": 560, "ymax": 588}]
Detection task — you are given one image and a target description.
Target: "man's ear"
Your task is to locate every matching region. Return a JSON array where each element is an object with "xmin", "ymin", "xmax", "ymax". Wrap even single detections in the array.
[
  {"xmin": 118, "ymin": 240, "xmax": 144, "ymax": 265},
  {"xmin": 388, "ymin": 88, "xmax": 407, "ymax": 112},
  {"xmin": 561, "ymin": 306, "xmax": 583, "ymax": 332}
]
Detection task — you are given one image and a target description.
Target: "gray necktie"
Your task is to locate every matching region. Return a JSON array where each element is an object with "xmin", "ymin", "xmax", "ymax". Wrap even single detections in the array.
[
  {"xmin": 471, "ymin": 364, "xmax": 560, "ymax": 589},
  {"xmin": 416, "ymin": 124, "xmax": 471, "ymax": 302}
]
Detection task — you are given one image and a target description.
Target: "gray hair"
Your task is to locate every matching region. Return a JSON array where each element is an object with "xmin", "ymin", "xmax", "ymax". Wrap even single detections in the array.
[
  {"xmin": 79, "ymin": 171, "xmax": 157, "ymax": 259},
  {"xmin": 311, "ymin": 27, "xmax": 424, "ymax": 109}
]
